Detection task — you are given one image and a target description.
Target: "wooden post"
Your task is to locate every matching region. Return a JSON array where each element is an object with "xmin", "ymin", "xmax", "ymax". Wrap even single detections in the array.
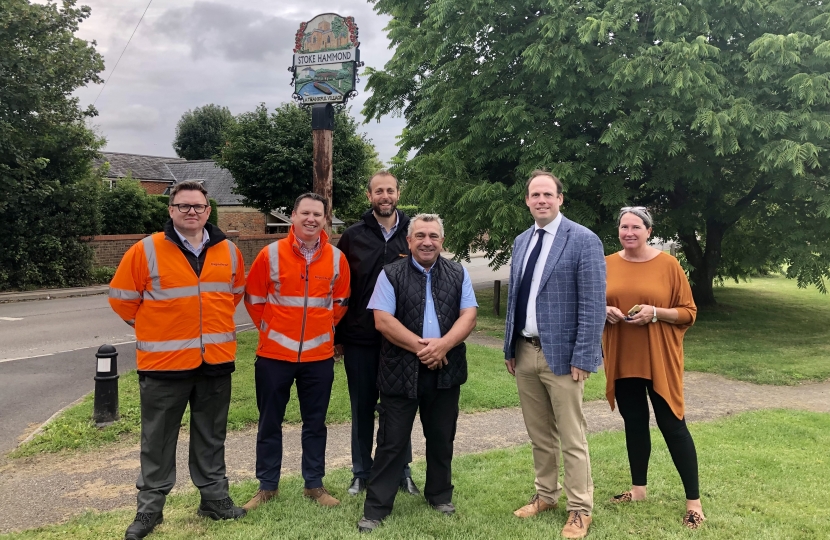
[
  {"xmin": 312, "ymin": 104, "xmax": 334, "ymax": 233},
  {"xmin": 493, "ymin": 280, "xmax": 501, "ymax": 316}
]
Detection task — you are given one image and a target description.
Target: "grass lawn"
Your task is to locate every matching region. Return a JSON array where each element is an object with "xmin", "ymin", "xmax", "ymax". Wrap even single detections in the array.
[
  {"xmin": 4, "ymin": 409, "xmax": 828, "ymax": 539},
  {"xmin": 10, "ymin": 336, "xmax": 606, "ymax": 458},
  {"xmin": 683, "ymin": 275, "xmax": 830, "ymax": 385},
  {"xmin": 476, "ymin": 275, "xmax": 830, "ymax": 385}
]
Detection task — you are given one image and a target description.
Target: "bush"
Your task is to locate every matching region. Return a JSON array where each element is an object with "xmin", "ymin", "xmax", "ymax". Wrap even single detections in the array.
[
  {"xmin": 90, "ymin": 266, "xmax": 116, "ymax": 284},
  {"xmin": 100, "ymin": 177, "xmax": 153, "ymax": 235},
  {"xmin": 397, "ymin": 204, "xmax": 419, "ymax": 216}
]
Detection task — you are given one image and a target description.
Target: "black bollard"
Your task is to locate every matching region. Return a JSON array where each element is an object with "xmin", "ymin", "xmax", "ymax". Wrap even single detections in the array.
[
  {"xmin": 493, "ymin": 280, "xmax": 501, "ymax": 316},
  {"xmin": 94, "ymin": 344, "xmax": 120, "ymax": 427}
]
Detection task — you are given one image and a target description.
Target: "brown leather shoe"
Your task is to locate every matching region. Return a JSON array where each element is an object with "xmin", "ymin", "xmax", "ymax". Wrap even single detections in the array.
[
  {"xmin": 513, "ymin": 493, "xmax": 557, "ymax": 518},
  {"xmin": 303, "ymin": 486, "xmax": 340, "ymax": 507},
  {"xmin": 242, "ymin": 489, "xmax": 278, "ymax": 511},
  {"xmin": 561, "ymin": 511, "xmax": 592, "ymax": 539}
]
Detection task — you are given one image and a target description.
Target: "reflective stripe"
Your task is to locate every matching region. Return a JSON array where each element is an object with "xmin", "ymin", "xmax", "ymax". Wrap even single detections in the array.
[
  {"xmin": 142, "ymin": 236, "xmax": 161, "ymax": 292},
  {"xmin": 246, "ymin": 293, "xmax": 267, "ymax": 305},
  {"xmin": 260, "ymin": 320, "xmax": 268, "ymax": 332},
  {"xmin": 144, "ymin": 286, "xmax": 200, "ymax": 301},
  {"xmin": 331, "ymin": 247, "xmax": 341, "ymax": 288},
  {"xmin": 267, "ymin": 294, "xmax": 331, "ymax": 309},
  {"xmin": 268, "ymin": 241, "xmax": 280, "ymax": 295},
  {"xmin": 227, "ymin": 240, "xmax": 237, "ymax": 285},
  {"xmin": 137, "ymin": 338, "xmax": 201, "ymax": 352},
  {"xmin": 333, "ymin": 296, "xmax": 349, "ymax": 307},
  {"xmin": 232, "ymin": 285, "xmax": 245, "ymax": 294},
  {"xmin": 200, "ymin": 282, "xmax": 233, "ymax": 294},
  {"xmin": 109, "ymin": 287, "xmax": 141, "ymax": 300},
  {"xmin": 266, "ymin": 329, "xmax": 331, "ymax": 352},
  {"xmin": 203, "ymin": 331, "xmax": 236, "ymax": 344}
]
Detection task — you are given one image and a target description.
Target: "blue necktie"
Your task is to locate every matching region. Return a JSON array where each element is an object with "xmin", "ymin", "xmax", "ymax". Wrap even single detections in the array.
[{"xmin": 512, "ymin": 228, "xmax": 546, "ymax": 352}]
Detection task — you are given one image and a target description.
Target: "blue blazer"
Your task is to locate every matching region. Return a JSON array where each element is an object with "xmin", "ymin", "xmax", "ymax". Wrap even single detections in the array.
[{"xmin": 503, "ymin": 216, "xmax": 606, "ymax": 375}]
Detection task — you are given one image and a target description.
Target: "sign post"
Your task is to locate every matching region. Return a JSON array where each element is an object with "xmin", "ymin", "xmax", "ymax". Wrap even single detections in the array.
[{"xmin": 290, "ymin": 13, "xmax": 361, "ymax": 230}]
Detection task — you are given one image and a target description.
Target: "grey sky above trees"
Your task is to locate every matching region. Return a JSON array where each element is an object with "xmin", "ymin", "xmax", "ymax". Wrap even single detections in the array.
[{"xmin": 59, "ymin": 0, "xmax": 403, "ymax": 162}]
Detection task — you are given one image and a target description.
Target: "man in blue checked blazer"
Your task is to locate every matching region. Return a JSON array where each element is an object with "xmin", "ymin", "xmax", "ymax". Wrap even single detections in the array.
[{"xmin": 503, "ymin": 171, "xmax": 606, "ymax": 540}]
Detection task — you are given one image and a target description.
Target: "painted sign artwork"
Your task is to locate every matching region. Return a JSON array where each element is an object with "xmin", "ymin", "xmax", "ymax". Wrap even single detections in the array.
[{"xmin": 290, "ymin": 14, "xmax": 360, "ymax": 105}]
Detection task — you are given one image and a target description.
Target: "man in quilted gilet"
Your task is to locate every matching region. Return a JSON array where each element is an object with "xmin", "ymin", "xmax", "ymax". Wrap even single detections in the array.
[{"xmin": 357, "ymin": 214, "xmax": 478, "ymax": 533}]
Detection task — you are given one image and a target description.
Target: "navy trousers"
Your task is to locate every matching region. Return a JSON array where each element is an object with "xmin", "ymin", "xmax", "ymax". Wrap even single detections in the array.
[
  {"xmin": 343, "ymin": 343, "xmax": 412, "ymax": 480},
  {"xmin": 254, "ymin": 356, "xmax": 334, "ymax": 490}
]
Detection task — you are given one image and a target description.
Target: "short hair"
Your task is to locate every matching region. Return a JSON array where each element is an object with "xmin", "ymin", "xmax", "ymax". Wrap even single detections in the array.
[
  {"xmin": 407, "ymin": 213, "xmax": 444, "ymax": 238},
  {"xmin": 617, "ymin": 206, "xmax": 654, "ymax": 228},
  {"xmin": 366, "ymin": 170, "xmax": 399, "ymax": 192},
  {"xmin": 525, "ymin": 170, "xmax": 563, "ymax": 197},
  {"xmin": 293, "ymin": 192, "xmax": 328, "ymax": 215},
  {"xmin": 169, "ymin": 181, "xmax": 208, "ymax": 204}
]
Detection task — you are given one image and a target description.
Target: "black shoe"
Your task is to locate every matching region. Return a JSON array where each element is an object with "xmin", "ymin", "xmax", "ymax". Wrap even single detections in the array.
[
  {"xmin": 125, "ymin": 512, "xmax": 163, "ymax": 540},
  {"xmin": 197, "ymin": 496, "xmax": 246, "ymax": 520},
  {"xmin": 357, "ymin": 516, "xmax": 381, "ymax": 533},
  {"xmin": 399, "ymin": 477, "xmax": 420, "ymax": 496},
  {"xmin": 431, "ymin": 502, "xmax": 456, "ymax": 516},
  {"xmin": 348, "ymin": 477, "xmax": 367, "ymax": 496}
]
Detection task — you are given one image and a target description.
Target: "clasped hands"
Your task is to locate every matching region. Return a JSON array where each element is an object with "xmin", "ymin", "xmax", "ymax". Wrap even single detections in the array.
[
  {"xmin": 605, "ymin": 305, "xmax": 653, "ymax": 326},
  {"xmin": 417, "ymin": 337, "xmax": 449, "ymax": 370}
]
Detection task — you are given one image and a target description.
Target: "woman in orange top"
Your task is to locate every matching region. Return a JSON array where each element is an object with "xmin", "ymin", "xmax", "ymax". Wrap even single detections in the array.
[{"xmin": 603, "ymin": 206, "xmax": 704, "ymax": 529}]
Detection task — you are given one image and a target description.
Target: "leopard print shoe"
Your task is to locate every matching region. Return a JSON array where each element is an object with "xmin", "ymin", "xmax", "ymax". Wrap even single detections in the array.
[{"xmin": 682, "ymin": 509, "xmax": 706, "ymax": 529}]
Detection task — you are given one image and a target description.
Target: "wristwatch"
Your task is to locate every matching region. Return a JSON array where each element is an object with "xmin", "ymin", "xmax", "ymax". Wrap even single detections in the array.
[{"xmin": 651, "ymin": 307, "xmax": 658, "ymax": 323}]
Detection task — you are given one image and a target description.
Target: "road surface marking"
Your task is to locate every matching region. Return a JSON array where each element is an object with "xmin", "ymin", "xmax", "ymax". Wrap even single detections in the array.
[{"xmin": 0, "ymin": 317, "xmax": 23, "ymax": 321}]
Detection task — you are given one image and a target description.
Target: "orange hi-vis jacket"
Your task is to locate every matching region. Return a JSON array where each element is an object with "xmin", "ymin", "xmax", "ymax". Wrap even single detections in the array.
[
  {"xmin": 108, "ymin": 231, "xmax": 245, "ymax": 373},
  {"xmin": 245, "ymin": 227, "xmax": 350, "ymax": 362}
]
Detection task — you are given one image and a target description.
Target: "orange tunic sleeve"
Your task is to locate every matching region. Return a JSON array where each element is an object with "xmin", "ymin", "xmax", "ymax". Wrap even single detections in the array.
[{"xmin": 602, "ymin": 252, "xmax": 696, "ymax": 419}]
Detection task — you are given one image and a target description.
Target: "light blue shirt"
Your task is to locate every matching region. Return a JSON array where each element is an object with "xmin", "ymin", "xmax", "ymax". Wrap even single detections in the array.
[
  {"xmin": 174, "ymin": 227, "xmax": 210, "ymax": 256},
  {"xmin": 368, "ymin": 258, "xmax": 478, "ymax": 339},
  {"xmin": 377, "ymin": 212, "xmax": 399, "ymax": 242}
]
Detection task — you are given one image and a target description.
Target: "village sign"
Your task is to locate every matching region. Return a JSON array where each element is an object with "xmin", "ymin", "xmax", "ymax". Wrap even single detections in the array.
[{"xmin": 290, "ymin": 13, "xmax": 361, "ymax": 105}]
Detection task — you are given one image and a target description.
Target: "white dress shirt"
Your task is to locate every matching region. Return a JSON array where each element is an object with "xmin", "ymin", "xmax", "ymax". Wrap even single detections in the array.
[{"xmin": 520, "ymin": 212, "xmax": 563, "ymax": 337}]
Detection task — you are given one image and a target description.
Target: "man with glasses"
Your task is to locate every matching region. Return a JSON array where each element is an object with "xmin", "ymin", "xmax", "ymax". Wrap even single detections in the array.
[{"xmin": 109, "ymin": 181, "xmax": 246, "ymax": 540}]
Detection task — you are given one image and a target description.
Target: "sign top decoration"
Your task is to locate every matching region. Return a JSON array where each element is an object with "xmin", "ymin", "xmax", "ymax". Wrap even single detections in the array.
[{"xmin": 289, "ymin": 13, "xmax": 363, "ymax": 105}]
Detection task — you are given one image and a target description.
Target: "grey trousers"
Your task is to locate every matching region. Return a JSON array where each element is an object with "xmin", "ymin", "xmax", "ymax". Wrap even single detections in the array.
[{"xmin": 136, "ymin": 373, "xmax": 232, "ymax": 513}]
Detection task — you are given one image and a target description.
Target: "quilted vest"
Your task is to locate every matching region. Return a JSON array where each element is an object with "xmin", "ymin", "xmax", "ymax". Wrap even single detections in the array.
[{"xmin": 377, "ymin": 256, "xmax": 468, "ymax": 398}]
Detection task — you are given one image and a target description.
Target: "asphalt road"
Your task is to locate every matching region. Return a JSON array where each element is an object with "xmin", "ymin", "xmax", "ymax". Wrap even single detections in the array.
[{"xmin": 0, "ymin": 256, "xmax": 509, "ymax": 457}]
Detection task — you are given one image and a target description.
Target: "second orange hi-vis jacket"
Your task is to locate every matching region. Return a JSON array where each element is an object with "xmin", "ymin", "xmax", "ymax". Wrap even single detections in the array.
[
  {"xmin": 108, "ymin": 223, "xmax": 245, "ymax": 376},
  {"xmin": 245, "ymin": 226, "xmax": 350, "ymax": 362}
]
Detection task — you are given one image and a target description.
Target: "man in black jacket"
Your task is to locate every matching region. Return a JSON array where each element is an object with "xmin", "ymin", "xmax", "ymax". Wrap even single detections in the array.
[{"xmin": 335, "ymin": 172, "xmax": 419, "ymax": 497}]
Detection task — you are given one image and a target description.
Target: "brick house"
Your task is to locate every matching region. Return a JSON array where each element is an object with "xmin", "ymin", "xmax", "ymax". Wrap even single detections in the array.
[{"xmin": 95, "ymin": 152, "xmax": 269, "ymax": 234}]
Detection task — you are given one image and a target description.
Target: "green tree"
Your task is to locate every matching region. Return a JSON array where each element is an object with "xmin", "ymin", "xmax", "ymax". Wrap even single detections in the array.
[
  {"xmin": 173, "ymin": 104, "xmax": 235, "ymax": 160},
  {"xmin": 0, "ymin": 0, "xmax": 104, "ymax": 290},
  {"xmin": 364, "ymin": 0, "xmax": 830, "ymax": 305},
  {"xmin": 217, "ymin": 103, "xmax": 377, "ymax": 218}
]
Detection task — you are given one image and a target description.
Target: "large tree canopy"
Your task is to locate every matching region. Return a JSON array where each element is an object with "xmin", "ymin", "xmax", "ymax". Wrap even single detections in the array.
[
  {"xmin": 172, "ymin": 103, "xmax": 235, "ymax": 160},
  {"xmin": 217, "ymin": 103, "xmax": 378, "ymax": 218},
  {"xmin": 0, "ymin": 0, "xmax": 104, "ymax": 290},
  {"xmin": 364, "ymin": 0, "xmax": 830, "ymax": 304}
]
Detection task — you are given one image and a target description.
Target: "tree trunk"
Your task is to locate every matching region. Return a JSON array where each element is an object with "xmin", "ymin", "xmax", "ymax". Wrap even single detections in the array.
[{"xmin": 679, "ymin": 220, "xmax": 725, "ymax": 307}]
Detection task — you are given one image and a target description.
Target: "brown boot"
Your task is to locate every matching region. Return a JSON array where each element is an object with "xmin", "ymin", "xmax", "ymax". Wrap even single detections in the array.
[
  {"xmin": 303, "ymin": 486, "xmax": 340, "ymax": 507},
  {"xmin": 242, "ymin": 489, "xmax": 278, "ymax": 511},
  {"xmin": 513, "ymin": 493, "xmax": 557, "ymax": 518},
  {"xmin": 561, "ymin": 511, "xmax": 592, "ymax": 539}
]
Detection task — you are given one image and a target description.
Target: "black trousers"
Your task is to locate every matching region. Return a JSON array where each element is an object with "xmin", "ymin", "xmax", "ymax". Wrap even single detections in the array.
[
  {"xmin": 136, "ymin": 373, "xmax": 231, "ymax": 513},
  {"xmin": 615, "ymin": 377, "xmax": 700, "ymax": 500},
  {"xmin": 363, "ymin": 369, "xmax": 460, "ymax": 521},
  {"xmin": 254, "ymin": 356, "xmax": 334, "ymax": 490},
  {"xmin": 343, "ymin": 343, "xmax": 412, "ymax": 480}
]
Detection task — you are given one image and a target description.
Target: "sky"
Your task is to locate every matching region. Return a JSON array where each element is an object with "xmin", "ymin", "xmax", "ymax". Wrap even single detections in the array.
[{"xmin": 60, "ymin": 0, "xmax": 404, "ymax": 163}]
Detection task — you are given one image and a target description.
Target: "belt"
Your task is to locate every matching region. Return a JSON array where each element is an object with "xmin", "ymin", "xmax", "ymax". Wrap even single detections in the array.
[{"xmin": 521, "ymin": 335, "xmax": 542, "ymax": 348}]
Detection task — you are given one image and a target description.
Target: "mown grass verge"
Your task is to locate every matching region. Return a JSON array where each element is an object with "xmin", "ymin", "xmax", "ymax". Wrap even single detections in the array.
[
  {"xmin": 10, "ymin": 337, "xmax": 606, "ymax": 458},
  {"xmin": 4, "ymin": 409, "xmax": 828, "ymax": 539}
]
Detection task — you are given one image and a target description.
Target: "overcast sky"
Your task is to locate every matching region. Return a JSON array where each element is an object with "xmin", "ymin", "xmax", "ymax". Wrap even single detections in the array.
[{"xmin": 62, "ymin": 0, "xmax": 404, "ymax": 162}]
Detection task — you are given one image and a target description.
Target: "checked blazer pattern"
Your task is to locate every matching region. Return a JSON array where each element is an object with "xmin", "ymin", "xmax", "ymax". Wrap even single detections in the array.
[{"xmin": 503, "ymin": 215, "xmax": 606, "ymax": 375}]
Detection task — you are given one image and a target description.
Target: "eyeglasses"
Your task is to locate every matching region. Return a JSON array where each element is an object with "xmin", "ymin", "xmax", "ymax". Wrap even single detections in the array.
[{"xmin": 170, "ymin": 204, "xmax": 209, "ymax": 214}]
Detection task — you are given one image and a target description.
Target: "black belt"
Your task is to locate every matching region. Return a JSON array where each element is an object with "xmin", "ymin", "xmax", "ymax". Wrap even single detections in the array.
[{"xmin": 521, "ymin": 335, "xmax": 541, "ymax": 347}]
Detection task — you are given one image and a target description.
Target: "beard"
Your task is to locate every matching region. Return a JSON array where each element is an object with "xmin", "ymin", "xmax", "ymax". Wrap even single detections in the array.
[{"xmin": 372, "ymin": 201, "xmax": 397, "ymax": 217}]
